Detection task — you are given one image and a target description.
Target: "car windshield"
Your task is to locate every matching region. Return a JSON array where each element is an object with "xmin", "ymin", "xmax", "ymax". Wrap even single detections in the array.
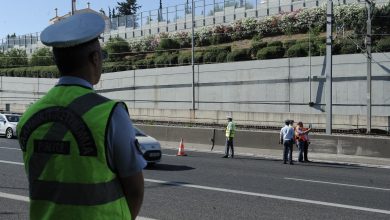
[
  {"xmin": 5, "ymin": 115, "xmax": 20, "ymax": 122},
  {"xmin": 134, "ymin": 127, "xmax": 146, "ymax": 137}
]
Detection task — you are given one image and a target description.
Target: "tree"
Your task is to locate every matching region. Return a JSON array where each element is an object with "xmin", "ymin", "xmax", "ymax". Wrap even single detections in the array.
[
  {"xmin": 0, "ymin": 52, "xmax": 6, "ymax": 68},
  {"xmin": 116, "ymin": 0, "xmax": 140, "ymax": 16},
  {"xmin": 30, "ymin": 48, "xmax": 54, "ymax": 66},
  {"xmin": 112, "ymin": 8, "xmax": 116, "ymax": 18},
  {"xmin": 104, "ymin": 37, "xmax": 130, "ymax": 61},
  {"xmin": 4, "ymin": 49, "xmax": 28, "ymax": 68}
]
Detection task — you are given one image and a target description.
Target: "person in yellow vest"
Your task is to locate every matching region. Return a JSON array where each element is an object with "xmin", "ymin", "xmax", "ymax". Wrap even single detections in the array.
[
  {"xmin": 16, "ymin": 13, "xmax": 146, "ymax": 220},
  {"xmin": 295, "ymin": 121, "xmax": 312, "ymax": 162},
  {"xmin": 222, "ymin": 116, "xmax": 236, "ymax": 158}
]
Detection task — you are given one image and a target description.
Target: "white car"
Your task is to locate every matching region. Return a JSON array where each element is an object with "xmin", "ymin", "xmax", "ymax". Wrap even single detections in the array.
[
  {"xmin": 134, "ymin": 127, "xmax": 162, "ymax": 164},
  {"xmin": 0, "ymin": 113, "xmax": 20, "ymax": 139}
]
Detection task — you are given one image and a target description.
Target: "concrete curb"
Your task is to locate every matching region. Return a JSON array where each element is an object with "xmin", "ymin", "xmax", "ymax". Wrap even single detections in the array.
[{"xmin": 160, "ymin": 141, "xmax": 390, "ymax": 169}]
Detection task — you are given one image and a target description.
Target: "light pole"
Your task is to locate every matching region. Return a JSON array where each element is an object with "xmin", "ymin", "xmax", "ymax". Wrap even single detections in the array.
[
  {"xmin": 191, "ymin": 0, "xmax": 196, "ymax": 110},
  {"xmin": 365, "ymin": 0, "xmax": 372, "ymax": 134},
  {"xmin": 325, "ymin": 0, "xmax": 333, "ymax": 134}
]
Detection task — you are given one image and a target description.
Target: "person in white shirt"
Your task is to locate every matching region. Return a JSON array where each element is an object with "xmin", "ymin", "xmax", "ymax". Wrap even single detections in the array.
[{"xmin": 280, "ymin": 120, "xmax": 295, "ymax": 165}]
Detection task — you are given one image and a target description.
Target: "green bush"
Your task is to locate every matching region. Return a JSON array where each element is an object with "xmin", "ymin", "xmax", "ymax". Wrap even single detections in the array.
[
  {"xmin": 154, "ymin": 53, "xmax": 170, "ymax": 67},
  {"xmin": 256, "ymin": 46, "xmax": 285, "ymax": 59},
  {"xmin": 252, "ymin": 35, "xmax": 262, "ymax": 42},
  {"xmin": 178, "ymin": 53, "xmax": 191, "ymax": 65},
  {"xmin": 268, "ymin": 41, "xmax": 283, "ymax": 47},
  {"xmin": 158, "ymin": 38, "xmax": 181, "ymax": 50},
  {"xmin": 168, "ymin": 53, "xmax": 179, "ymax": 65},
  {"xmin": 195, "ymin": 37, "xmax": 211, "ymax": 47},
  {"xmin": 203, "ymin": 52, "xmax": 217, "ymax": 63},
  {"xmin": 340, "ymin": 43, "xmax": 360, "ymax": 54},
  {"xmin": 0, "ymin": 66, "xmax": 59, "ymax": 78},
  {"xmin": 226, "ymin": 49, "xmax": 250, "ymax": 62},
  {"xmin": 286, "ymin": 44, "xmax": 308, "ymax": 57},
  {"xmin": 133, "ymin": 59, "xmax": 148, "ymax": 69},
  {"xmin": 2, "ymin": 49, "xmax": 28, "ymax": 68},
  {"xmin": 250, "ymin": 41, "xmax": 268, "ymax": 57},
  {"xmin": 333, "ymin": 39, "xmax": 361, "ymax": 55},
  {"xmin": 283, "ymin": 40, "xmax": 297, "ymax": 50},
  {"xmin": 104, "ymin": 37, "xmax": 130, "ymax": 61},
  {"xmin": 376, "ymin": 37, "xmax": 390, "ymax": 52},
  {"xmin": 30, "ymin": 48, "xmax": 54, "ymax": 66},
  {"xmin": 102, "ymin": 61, "xmax": 133, "ymax": 72},
  {"xmin": 204, "ymin": 45, "xmax": 232, "ymax": 54},
  {"xmin": 216, "ymin": 51, "xmax": 228, "ymax": 63},
  {"xmin": 211, "ymin": 34, "xmax": 231, "ymax": 45},
  {"xmin": 318, "ymin": 44, "xmax": 326, "ymax": 56},
  {"xmin": 194, "ymin": 52, "xmax": 204, "ymax": 64}
]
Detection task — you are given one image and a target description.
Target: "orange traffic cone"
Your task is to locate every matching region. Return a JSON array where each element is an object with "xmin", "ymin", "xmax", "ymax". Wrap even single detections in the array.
[{"xmin": 177, "ymin": 138, "xmax": 187, "ymax": 156}]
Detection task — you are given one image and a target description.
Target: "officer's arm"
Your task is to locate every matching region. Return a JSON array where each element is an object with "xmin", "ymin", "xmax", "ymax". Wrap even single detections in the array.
[
  {"xmin": 279, "ymin": 128, "xmax": 284, "ymax": 144},
  {"xmin": 119, "ymin": 172, "xmax": 144, "ymax": 219},
  {"xmin": 108, "ymin": 104, "xmax": 147, "ymax": 219}
]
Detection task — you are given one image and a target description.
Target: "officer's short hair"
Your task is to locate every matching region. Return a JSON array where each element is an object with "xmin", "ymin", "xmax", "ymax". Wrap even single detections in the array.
[{"xmin": 53, "ymin": 39, "xmax": 100, "ymax": 75}]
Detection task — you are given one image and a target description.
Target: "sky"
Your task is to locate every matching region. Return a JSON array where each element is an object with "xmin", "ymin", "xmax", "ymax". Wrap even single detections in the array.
[{"xmin": 0, "ymin": 0, "xmax": 184, "ymax": 39}]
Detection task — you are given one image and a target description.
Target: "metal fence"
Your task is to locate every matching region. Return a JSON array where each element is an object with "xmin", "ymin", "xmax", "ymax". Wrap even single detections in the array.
[{"xmin": 1, "ymin": 0, "xmax": 387, "ymax": 54}]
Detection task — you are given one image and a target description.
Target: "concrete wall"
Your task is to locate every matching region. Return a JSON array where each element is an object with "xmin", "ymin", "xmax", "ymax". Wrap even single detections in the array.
[
  {"xmin": 136, "ymin": 124, "xmax": 390, "ymax": 158},
  {"xmin": 0, "ymin": 53, "xmax": 389, "ymax": 131}
]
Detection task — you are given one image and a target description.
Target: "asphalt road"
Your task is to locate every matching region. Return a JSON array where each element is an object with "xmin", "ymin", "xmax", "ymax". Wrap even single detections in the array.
[{"xmin": 1, "ymin": 138, "xmax": 390, "ymax": 220}]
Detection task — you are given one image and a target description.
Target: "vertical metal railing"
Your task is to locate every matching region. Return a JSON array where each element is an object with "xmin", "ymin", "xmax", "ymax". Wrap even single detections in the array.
[{"xmin": 1, "ymin": 0, "xmax": 384, "ymax": 53}]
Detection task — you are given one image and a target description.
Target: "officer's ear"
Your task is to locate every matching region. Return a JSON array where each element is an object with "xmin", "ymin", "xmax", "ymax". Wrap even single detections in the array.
[{"xmin": 89, "ymin": 51, "xmax": 100, "ymax": 67}]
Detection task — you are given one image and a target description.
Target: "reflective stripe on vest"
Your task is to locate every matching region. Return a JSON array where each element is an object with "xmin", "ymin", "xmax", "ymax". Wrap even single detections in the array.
[{"xmin": 17, "ymin": 86, "xmax": 131, "ymax": 219}]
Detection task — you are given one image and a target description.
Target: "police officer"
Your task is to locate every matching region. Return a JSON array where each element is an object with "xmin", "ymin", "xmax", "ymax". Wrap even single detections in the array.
[
  {"xmin": 17, "ymin": 13, "xmax": 146, "ymax": 220},
  {"xmin": 222, "ymin": 116, "xmax": 236, "ymax": 158},
  {"xmin": 280, "ymin": 119, "xmax": 295, "ymax": 165}
]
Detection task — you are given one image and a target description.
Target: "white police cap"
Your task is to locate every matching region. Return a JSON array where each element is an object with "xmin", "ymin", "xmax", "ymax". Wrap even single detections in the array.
[{"xmin": 40, "ymin": 12, "xmax": 105, "ymax": 48}]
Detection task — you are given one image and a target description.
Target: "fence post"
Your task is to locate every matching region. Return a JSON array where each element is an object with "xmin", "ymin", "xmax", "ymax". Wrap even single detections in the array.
[
  {"xmin": 223, "ymin": 0, "xmax": 226, "ymax": 23},
  {"xmin": 204, "ymin": 0, "xmax": 206, "ymax": 26},
  {"xmin": 167, "ymin": 6, "xmax": 169, "ymax": 32},
  {"xmin": 175, "ymin": 5, "xmax": 178, "ymax": 30},
  {"xmin": 244, "ymin": 0, "xmax": 247, "ymax": 17},
  {"xmin": 213, "ymin": 0, "xmax": 216, "ymax": 24},
  {"xmin": 267, "ymin": 0, "xmax": 270, "ymax": 16}
]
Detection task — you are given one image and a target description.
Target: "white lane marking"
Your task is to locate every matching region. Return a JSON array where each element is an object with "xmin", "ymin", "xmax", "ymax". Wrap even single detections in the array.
[
  {"xmin": 145, "ymin": 178, "xmax": 390, "ymax": 215},
  {"xmin": 0, "ymin": 191, "xmax": 158, "ymax": 220},
  {"xmin": 3, "ymin": 159, "xmax": 390, "ymax": 215},
  {"xmin": 0, "ymin": 160, "xmax": 24, "ymax": 166},
  {"xmin": 162, "ymin": 154, "xmax": 176, "ymax": 157},
  {"xmin": 285, "ymin": 177, "xmax": 390, "ymax": 191},
  {"xmin": 0, "ymin": 146, "xmax": 20, "ymax": 151},
  {"xmin": 0, "ymin": 192, "xmax": 29, "ymax": 202}
]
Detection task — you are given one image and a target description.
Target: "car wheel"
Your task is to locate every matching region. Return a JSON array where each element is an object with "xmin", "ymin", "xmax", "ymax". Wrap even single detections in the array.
[{"xmin": 6, "ymin": 128, "xmax": 13, "ymax": 139}]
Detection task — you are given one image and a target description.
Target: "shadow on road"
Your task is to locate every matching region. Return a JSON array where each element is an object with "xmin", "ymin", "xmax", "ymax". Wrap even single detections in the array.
[
  {"xmin": 299, "ymin": 161, "xmax": 363, "ymax": 170},
  {"xmin": 145, "ymin": 163, "xmax": 195, "ymax": 171},
  {"xmin": 232, "ymin": 157, "xmax": 363, "ymax": 169}
]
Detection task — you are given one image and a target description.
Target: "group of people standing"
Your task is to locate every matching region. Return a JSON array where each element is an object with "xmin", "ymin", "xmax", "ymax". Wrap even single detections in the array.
[
  {"xmin": 280, "ymin": 120, "xmax": 312, "ymax": 165},
  {"xmin": 222, "ymin": 116, "xmax": 312, "ymax": 165}
]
